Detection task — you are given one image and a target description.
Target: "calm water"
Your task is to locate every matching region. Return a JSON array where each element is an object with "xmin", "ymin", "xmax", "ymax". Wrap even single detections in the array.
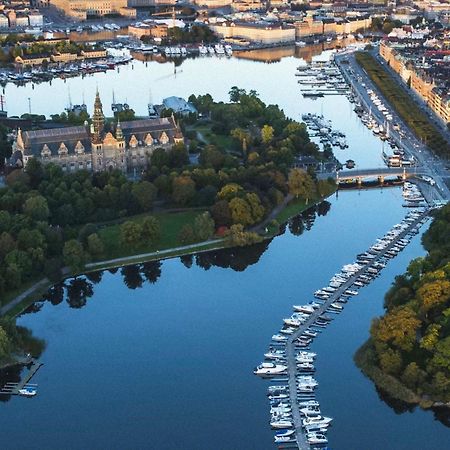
[
  {"xmin": 1, "ymin": 188, "xmax": 449, "ymax": 449},
  {"xmin": 7, "ymin": 49, "xmax": 386, "ymax": 169},
  {"xmin": 2, "ymin": 51, "xmax": 449, "ymax": 449}
]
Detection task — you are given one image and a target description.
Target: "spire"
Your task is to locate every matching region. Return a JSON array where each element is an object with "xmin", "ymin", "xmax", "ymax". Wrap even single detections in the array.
[
  {"xmin": 16, "ymin": 127, "xmax": 24, "ymax": 150},
  {"xmin": 92, "ymin": 90, "xmax": 104, "ymax": 143},
  {"xmin": 116, "ymin": 118, "xmax": 124, "ymax": 141}
]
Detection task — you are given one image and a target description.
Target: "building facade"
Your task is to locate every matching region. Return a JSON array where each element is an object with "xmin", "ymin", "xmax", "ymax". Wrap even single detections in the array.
[{"xmin": 13, "ymin": 92, "xmax": 184, "ymax": 173}]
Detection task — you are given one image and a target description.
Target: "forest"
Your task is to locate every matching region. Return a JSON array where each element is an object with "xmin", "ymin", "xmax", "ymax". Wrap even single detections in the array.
[{"xmin": 356, "ymin": 204, "xmax": 450, "ymax": 404}]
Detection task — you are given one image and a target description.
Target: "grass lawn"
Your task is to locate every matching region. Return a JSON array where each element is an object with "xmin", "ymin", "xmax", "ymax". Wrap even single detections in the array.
[
  {"xmin": 97, "ymin": 209, "xmax": 207, "ymax": 260},
  {"xmin": 192, "ymin": 123, "xmax": 234, "ymax": 151}
]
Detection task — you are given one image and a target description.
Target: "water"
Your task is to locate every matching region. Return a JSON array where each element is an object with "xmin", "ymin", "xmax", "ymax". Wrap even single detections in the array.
[
  {"xmin": 2, "ymin": 51, "xmax": 448, "ymax": 449},
  {"xmin": 7, "ymin": 50, "xmax": 386, "ymax": 169},
  {"xmin": 1, "ymin": 188, "xmax": 448, "ymax": 449}
]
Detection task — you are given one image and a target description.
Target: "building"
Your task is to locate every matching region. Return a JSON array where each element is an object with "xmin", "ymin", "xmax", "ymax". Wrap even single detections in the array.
[
  {"xmin": 28, "ymin": 11, "xmax": 44, "ymax": 27},
  {"xmin": 13, "ymin": 92, "xmax": 184, "ymax": 173},
  {"xmin": 161, "ymin": 97, "xmax": 197, "ymax": 116},
  {"xmin": 15, "ymin": 53, "xmax": 52, "ymax": 65},
  {"xmin": 0, "ymin": 14, "xmax": 9, "ymax": 28},
  {"xmin": 128, "ymin": 22, "xmax": 168, "ymax": 39},
  {"xmin": 50, "ymin": 0, "xmax": 136, "ymax": 21},
  {"xmin": 210, "ymin": 21, "xmax": 295, "ymax": 45}
]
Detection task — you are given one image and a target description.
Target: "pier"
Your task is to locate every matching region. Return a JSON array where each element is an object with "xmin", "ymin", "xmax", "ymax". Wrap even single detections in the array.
[
  {"xmin": 280, "ymin": 208, "xmax": 431, "ymax": 449},
  {"xmin": 0, "ymin": 361, "xmax": 43, "ymax": 396}
]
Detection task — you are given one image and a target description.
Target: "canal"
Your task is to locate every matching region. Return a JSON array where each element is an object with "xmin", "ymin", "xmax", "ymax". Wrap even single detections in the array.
[{"xmin": 1, "ymin": 49, "xmax": 448, "ymax": 449}]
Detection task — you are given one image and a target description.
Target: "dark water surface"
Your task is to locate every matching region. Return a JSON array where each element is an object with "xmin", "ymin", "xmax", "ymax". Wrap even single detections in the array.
[{"xmin": 1, "ymin": 188, "xmax": 449, "ymax": 450}]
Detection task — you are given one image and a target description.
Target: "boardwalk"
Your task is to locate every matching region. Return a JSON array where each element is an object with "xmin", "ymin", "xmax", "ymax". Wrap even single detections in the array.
[
  {"xmin": 0, "ymin": 361, "xmax": 43, "ymax": 396},
  {"xmin": 282, "ymin": 208, "xmax": 430, "ymax": 449}
]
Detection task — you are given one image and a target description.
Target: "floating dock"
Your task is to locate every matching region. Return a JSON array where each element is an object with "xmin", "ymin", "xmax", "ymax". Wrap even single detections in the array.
[{"xmin": 0, "ymin": 361, "xmax": 43, "ymax": 396}]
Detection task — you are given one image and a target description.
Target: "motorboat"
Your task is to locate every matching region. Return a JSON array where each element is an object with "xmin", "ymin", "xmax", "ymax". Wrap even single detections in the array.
[
  {"xmin": 18, "ymin": 388, "xmax": 37, "ymax": 397},
  {"xmin": 265, "ymin": 349, "xmax": 285, "ymax": 360},
  {"xmin": 254, "ymin": 362, "xmax": 287, "ymax": 376},
  {"xmin": 302, "ymin": 415, "xmax": 333, "ymax": 426},
  {"xmin": 272, "ymin": 334, "xmax": 287, "ymax": 342},
  {"xmin": 299, "ymin": 400, "xmax": 319, "ymax": 408},
  {"xmin": 268, "ymin": 385, "xmax": 288, "ymax": 394},
  {"xmin": 271, "ymin": 419, "xmax": 293, "ymax": 429},
  {"xmin": 293, "ymin": 305, "xmax": 315, "ymax": 314},
  {"xmin": 275, "ymin": 429, "xmax": 295, "ymax": 438},
  {"xmin": 307, "ymin": 433, "xmax": 328, "ymax": 445}
]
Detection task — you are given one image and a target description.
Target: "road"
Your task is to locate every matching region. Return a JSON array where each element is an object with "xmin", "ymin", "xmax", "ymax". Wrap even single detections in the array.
[{"xmin": 334, "ymin": 50, "xmax": 450, "ymax": 202}]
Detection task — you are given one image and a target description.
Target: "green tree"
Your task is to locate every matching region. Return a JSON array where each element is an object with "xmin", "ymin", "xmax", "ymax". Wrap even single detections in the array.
[
  {"xmin": 63, "ymin": 240, "xmax": 86, "ymax": 273},
  {"xmin": 178, "ymin": 224, "xmax": 195, "ymax": 245},
  {"xmin": 132, "ymin": 181, "xmax": 157, "ymax": 212},
  {"xmin": 141, "ymin": 216, "xmax": 160, "ymax": 245},
  {"xmin": 120, "ymin": 221, "xmax": 142, "ymax": 248},
  {"xmin": 87, "ymin": 233, "xmax": 104, "ymax": 259},
  {"xmin": 172, "ymin": 176, "xmax": 196, "ymax": 206},
  {"xmin": 229, "ymin": 197, "xmax": 253, "ymax": 227},
  {"xmin": 288, "ymin": 169, "xmax": 316, "ymax": 203},
  {"xmin": 194, "ymin": 212, "xmax": 215, "ymax": 241},
  {"xmin": 245, "ymin": 192, "xmax": 265, "ymax": 224},
  {"xmin": 0, "ymin": 325, "xmax": 12, "ymax": 360},
  {"xmin": 23, "ymin": 195, "xmax": 50, "ymax": 222}
]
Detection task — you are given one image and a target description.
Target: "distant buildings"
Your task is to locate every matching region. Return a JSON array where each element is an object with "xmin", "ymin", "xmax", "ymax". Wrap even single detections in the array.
[
  {"xmin": 50, "ymin": 0, "xmax": 137, "ymax": 21},
  {"xmin": 0, "ymin": 8, "xmax": 43, "ymax": 29},
  {"xmin": 12, "ymin": 92, "xmax": 184, "ymax": 173},
  {"xmin": 210, "ymin": 21, "xmax": 296, "ymax": 45},
  {"xmin": 380, "ymin": 40, "xmax": 450, "ymax": 124}
]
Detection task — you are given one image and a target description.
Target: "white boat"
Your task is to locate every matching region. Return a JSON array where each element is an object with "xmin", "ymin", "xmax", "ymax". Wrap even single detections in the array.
[
  {"xmin": 18, "ymin": 388, "xmax": 37, "ymax": 397},
  {"xmin": 272, "ymin": 334, "xmax": 287, "ymax": 342},
  {"xmin": 296, "ymin": 41, "xmax": 307, "ymax": 47},
  {"xmin": 275, "ymin": 429, "xmax": 295, "ymax": 438},
  {"xmin": 302, "ymin": 416, "xmax": 333, "ymax": 427},
  {"xmin": 299, "ymin": 400, "xmax": 320, "ymax": 408},
  {"xmin": 215, "ymin": 44, "xmax": 225, "ymax": 55},
  {"xmin": 307, "ymin": 433, "xmax": 328, "ymax": 444},
  {"xmin": 293, "ymin": 305, "xmax": 314, "ymax": 314},
  {"xmin": 264, "ymin": 349, "xmax": 285, "ymax": 360},
  {"xmin": 198, "ymin": 45, "xmax": 208, "ymax": 55},
  {"xmin": 224, "ymin": 44, "xmax": 233, "ymax": 56},
  {"xmin": 271, "ymin": 419, "xmax": 293, "ymax": 429},
  {"xmin": 254, "ymin": 362, "xmax": 287, "ymax": 376},
  {"xmin": 275, "ymin": 435, "xmax": 294, "ymax": 443}
]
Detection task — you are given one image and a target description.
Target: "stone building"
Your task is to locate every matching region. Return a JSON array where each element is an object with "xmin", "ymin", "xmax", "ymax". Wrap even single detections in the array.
[{"xmin": 13, "ymin": 92, "xmax": 184, "ymax": 173}]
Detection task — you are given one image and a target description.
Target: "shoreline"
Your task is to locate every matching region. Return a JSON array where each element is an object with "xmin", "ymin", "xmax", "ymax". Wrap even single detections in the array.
[
  {"xmin": 354, "ymin": 340, "xmax": 450, "ymax": 410},
  {"xmin": 0, "ymin": 192, "xmax": 335, "ymax": 321}
]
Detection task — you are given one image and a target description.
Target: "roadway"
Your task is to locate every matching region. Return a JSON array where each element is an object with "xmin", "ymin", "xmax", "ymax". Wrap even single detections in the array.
[{"xmin": 334, "ymin": 50, "xmax": 450, "ymax": 202}]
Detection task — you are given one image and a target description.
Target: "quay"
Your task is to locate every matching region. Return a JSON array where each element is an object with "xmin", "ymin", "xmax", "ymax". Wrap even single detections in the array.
[
  {"xmin": 0, "ymin": 361, "xmax": 43, "ymax": 396},
  {"xmin": 282, "ymin": 208, "xmax": 431, "ymax": 449}
]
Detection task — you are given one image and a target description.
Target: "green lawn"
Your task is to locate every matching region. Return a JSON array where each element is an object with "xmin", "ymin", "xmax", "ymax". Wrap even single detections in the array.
[
  {"xmin": 355, "ymin": 52, "xmax": 449, "ymax": 157},
  {"xmin": 97, "ymin": 209, "xmax": 207, "ymax": 260},
  {"xmin": 192, "ymin": 123, "xmax": 234, "ymax": 151}
]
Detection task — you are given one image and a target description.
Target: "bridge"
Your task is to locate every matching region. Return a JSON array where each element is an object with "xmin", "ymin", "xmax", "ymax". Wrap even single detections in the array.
[{"xmin": 335, "ymin": 167, "xmax": 429, "ymax": 183}]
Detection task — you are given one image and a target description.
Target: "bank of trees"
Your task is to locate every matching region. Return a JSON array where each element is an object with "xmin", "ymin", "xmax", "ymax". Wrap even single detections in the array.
[{"xmin": 360, "ymin": 204, "xmax": 450, "ymax": 402}]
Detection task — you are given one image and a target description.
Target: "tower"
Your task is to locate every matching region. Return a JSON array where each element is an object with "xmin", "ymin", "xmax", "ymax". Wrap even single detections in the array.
[
  {"xmin": 116, "ymin": 118, "xmax": 124, "ymax": 141},
  {"xmin": 92, "ymin": 90, "xmax": 104, "ymax": 143}
]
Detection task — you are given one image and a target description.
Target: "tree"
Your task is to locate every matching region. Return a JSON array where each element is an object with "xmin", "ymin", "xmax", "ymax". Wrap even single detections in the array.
[
  {"xmin": 150, "ymin": 148, "xmax": 169, "ymax": 170},
  {"xmin": 178, "ymin": 224, "xmax": 195, "ymax": 245},
  {"xmin": 199, "ymin": 145, "xmax": 225, "ymax": 170},
  {"xmin": 0, "ymin": 325, "xmax": 11, "ymax": 359},
  {"xmin": 229, "ymin": 86, "xmax": 246, "ymax": 102},
  {"xmin": 288, "ymin": 169, "xmax": 316, "ymax": 203},
  {"xmin": 0, "ymin": 232, "xmax": 16, "ymax": 260},
  {"xmin": 141, "ymin": 216, "xmax": 160, "ymax": 245},
  {"xmin": 120, "ymin": 221, "xmax": 142, "ymax": 248},
  {"xmin": 87, "ymin": 233, "xmax": 104, "ymax": 259},
  {"xmin": 25, "ymin": 158, "xmax": 44, "ymax": 188},
  {"xmin": 226, "ymin": 224, "xmax": 262, "ymax": 247},
  {"xmin": 194, "ymin": 212, "xmax": 215, "ymax": 241},
  {"xmin": 132, "ymin": 181, "xmax": 157, "ymax": 212},
  {"xmin": 210, "ymin": 200, "xmax": 232, "ymax": 227},
  {"xmin": 63, "ymin": 240, "xmax": 86, "ymax": 273},
  {"xmin": 172, "ymin": 176, "xmax": 196, "ymax": 206},
  {"xmin": 245, "ymin": 193, "xmax": 265, "ymax": 223},
  {"xmin": 261, "ymin": 124, "xmax": 274, "ymax": 145},
  {"xmin": 217, "ymin": 183, "xmax": 243, "ymax": 201},
  {"xmin": 229, "ymin": 197, "xmax": 253, "ymax": 227},
  {"xmin": 23, "ymin": 195, "xmax": 50, "ymax": 222}
]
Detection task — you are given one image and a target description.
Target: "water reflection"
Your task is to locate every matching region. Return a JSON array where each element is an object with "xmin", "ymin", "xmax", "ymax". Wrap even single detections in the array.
[{"xmin": 375, "ymin": 385, "xmax": 450, "ymax": 428}]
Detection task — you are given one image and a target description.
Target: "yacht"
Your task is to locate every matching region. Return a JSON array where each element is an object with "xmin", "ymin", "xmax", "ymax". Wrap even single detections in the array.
[
  {"xmin": 299, "ymin": 400, "xmax": 320, "ymax": 408},
  {"xmin": 275, "ymin": 429, "xmax": 295, "ymax": 438},
  {"xmin": 224, "ymin": 44, "xmax": 233, "ymax": 56},
  {"xmin": 271, "ymin": 419, "xmax": 293, "ymax": 429},
  {"xmin": 198, "ymin": 45, "xmax": 208, "ymax": 55},
  {"xmin": 268, "ymin": 385, "xmax": 288, "ymax": 394},
  {"xmin": 297, "ymin": 362, "xmax": 315, "ymax": 371},
  {"xmin": 293, "ymin": 305, "xmax": 315, "ymax": 314},
  {"xmin": 215, "ymin": 44, "xmax": 225, "ymax": 55},
  {"xmin": 307, "ymin": 433, "xmax": 328, "ymax": 445},
  {"xmin": 296, "ymin": 41, "xmax": 307, "ymax": 47},
  {"xmin": 302, "ymin": 416, "xmax": 333, "ymax": 427},
  {"xmin": 254, "ymin": 362, "xmax": 287, "ymax": 376},
  {"xmin": 264, "ymin": 349, "xmax": 285, "ymax": 360},
  {"xmin": 272, "ymin": 334, "xmax": 287, "ymax": 342},
  {"xmin": 275, "ymin": 435, "xmax": 294, "ymax": 443}
]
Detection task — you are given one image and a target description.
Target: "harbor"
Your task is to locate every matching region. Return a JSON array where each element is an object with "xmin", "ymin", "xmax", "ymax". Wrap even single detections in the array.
[
  {"xmin": 0, "ymin": 360, "xmax": 42, "ymax": 397},
  {"xmin": 255, "ymin": 204, "xmax": 434, "ymax": 448}
]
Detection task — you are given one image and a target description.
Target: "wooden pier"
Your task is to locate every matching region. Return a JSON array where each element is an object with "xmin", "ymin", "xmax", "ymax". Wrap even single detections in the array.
[
  {"xmin": 0, "ymin": 361, "xmax": 43, "ymax": 396},
  {"xmin": 283, "ymin": 209, "xmax": 431, "ymax": 449}
]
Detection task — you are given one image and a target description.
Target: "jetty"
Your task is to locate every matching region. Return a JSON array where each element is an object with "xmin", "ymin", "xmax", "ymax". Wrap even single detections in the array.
[
  {"xmin": 257, "ymin": 206, "xmax": 433, "ymax": 449},
  {"xmin": 0, "ymin": 360, "xmax": 43, "ymax": 396}
]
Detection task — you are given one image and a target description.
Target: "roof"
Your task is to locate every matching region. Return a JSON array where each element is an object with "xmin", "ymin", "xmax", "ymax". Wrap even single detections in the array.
[{"xmin": 162, "ymin": 97, "xmax": 197, "ymax": 114}]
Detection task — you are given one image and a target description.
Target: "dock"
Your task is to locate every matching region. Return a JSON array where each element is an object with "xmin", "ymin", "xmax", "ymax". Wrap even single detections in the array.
[
  {"xmin": 0, "ymin": 360, "xmax": 43, "ymax": 396},
  {"xmin": 279, "ymin": 208, "xmax": 431, "ymax": 449}
]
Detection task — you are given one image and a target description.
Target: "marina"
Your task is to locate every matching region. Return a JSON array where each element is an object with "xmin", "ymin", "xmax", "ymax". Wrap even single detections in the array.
[
  {"xmin": 256, "ymin": 205, "xmax": 434, "ymax": 448},
  {"xmin": 0, "ymin": 361, "xmax": 42, "ymax": 397}
]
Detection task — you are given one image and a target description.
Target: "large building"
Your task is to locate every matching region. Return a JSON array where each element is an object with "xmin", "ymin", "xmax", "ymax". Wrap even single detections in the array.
[
  {"xmin": 51, "ymin": 0, "xmax": 137, "ymax": 20},
  {"xmin": 13, "ymin": 92, "xmax": 184, "ymax": 173}
]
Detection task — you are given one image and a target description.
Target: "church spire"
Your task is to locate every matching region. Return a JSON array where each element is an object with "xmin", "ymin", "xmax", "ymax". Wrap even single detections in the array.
[
  {"xmin": 92, "ymin": 89, "xmax": 104, "ymax": 143},
  {"xmin": 116, "ymin": 118, "xmax": 124, "ymax": 141}
]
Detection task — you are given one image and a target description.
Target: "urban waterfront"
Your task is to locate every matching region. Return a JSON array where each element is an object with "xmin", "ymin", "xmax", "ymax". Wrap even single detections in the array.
[
  {"xmin": 2, "ymin": 50, "xmax": 449, "ymax": 449},
  {"xmin": 5, "ymin": 48, "xmax": 388, "ymax": 169}
]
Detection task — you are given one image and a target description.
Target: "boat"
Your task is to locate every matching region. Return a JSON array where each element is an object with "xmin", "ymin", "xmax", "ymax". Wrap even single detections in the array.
[
  {"xmin": 18, "ymin": 388, "xmax": 37, "ymax": 397},
  {"xmin": 275, "ymin": 429, "xmax": 295, "ymax": 438},
  {"xmin": 296, "ymin": 41, "xmax": 307, "ymax": 47},
  {"xmin": 254, "ymin": 362, "xmax": 287, "ymax": 376},
  {"xmin": 272, "ymin": 334, "xmax": 287, "ymax": 342},
  {"xmin": 307, "ymin": 433, "xmax": 328, "ymax": 444},
  {"xmin": 293, "ymin": 305, "xmax": 314, "ymax": 314},
  {"xmin": 302, "ymin": 415, "xmax": 333, "ymax": 426},
  {"xmin": 302, "ymin": 91, "xmax": 324, "ymax": 98},
  {"xmin": 271, "ymin": 419, "xmax": 293, "ymax": 429}
]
